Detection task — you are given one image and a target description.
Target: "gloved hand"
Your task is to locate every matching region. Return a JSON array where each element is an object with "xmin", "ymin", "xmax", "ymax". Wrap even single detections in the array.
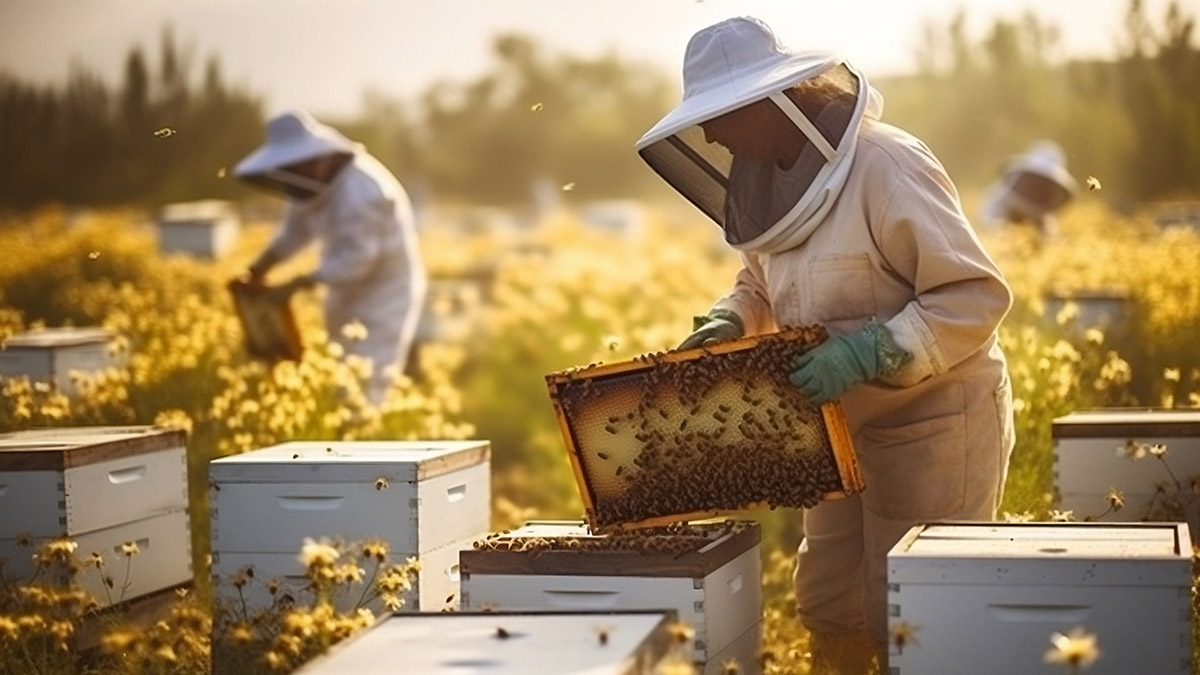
[
  {"xmin": 678, "ymin": 308, "xmax": 745, "ymax": 350},
  {"xmin": 789, "ymin": 322, "xmax": 911, "ymax": 405}
]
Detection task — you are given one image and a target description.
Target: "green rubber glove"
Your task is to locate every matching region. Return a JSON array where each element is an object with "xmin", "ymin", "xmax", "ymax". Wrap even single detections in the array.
[
  {"xmin": 678, "ymin": 308, "xmax": 745, "ymax": 350},
  {"xmin": 789, "ymin": 322, "xmax": 912, "ymax": 405}
]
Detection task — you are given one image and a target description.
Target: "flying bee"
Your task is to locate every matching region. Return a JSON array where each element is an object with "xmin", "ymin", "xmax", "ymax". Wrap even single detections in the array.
[{"xmin": 594, "ymin": 625, "xmax": 614, "ymax": 646}]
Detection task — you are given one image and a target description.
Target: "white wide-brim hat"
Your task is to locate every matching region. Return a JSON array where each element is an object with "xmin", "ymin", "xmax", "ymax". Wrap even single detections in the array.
[
  {"xmin": 636, "ymin": 16, "xmax": 869, "ymax": 150},
  {"xmin": 1006, "ymin": 140, "xmax": 1079, "ymax": 194},
  {"xmin": 234, "ymin": 110, "xmax": 358, "ymax": 178}
]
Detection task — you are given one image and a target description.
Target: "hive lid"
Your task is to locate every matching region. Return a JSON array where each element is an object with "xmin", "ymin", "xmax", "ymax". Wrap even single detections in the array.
[
  {"xmin": 460, "ymin": 519, "xmax": 761, "ymax": 577},
  {"xmin": 160, "ymin": 199, "xmax": 238, "ymax": 223},
  {"xmin": 2, "ymin": 327, "xmax": 111, "ymax": 349},
  {"xmin": 209, "ymin": 440, "xmax": 491, "ymax": 482},
  {"xmin": 545, "ymin": 325, "xmax": 863, "ymax": 531},
  {"xmin": 0, "ymin": 426, "xmax": 186, "ymax": 471},
  {"xmin": 293, "ymin": 610, "xmax": 680, "ymax": 675},
  {"xmin": 1051, "ymin": 409, "xmax": 1200, "ymax": 438},
  {"xmin": 889, "ymin": 521, "xmax": 1192, "ymax": 586}
]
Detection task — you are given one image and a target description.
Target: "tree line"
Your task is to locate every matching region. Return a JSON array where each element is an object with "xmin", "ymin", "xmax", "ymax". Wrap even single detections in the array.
[{"xmin": 0, "ymin": 0, "xmax": 1196, "ymax": 211}]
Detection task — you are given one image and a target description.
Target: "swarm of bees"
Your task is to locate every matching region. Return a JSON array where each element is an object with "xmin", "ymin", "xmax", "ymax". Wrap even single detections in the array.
[
  {"xmin": 549, "ymin": 325, "xmax": 847, "ymax": 528},
  {"xmin": 471, "ymin": 520, "xmax": 749, "ymax": 556}
]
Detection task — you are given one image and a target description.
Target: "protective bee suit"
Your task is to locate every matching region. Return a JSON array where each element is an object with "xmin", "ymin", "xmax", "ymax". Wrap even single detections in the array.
[
  {"xmin": 637, "ymin": 17, "xmax": 1015, "ymax": 673},
  {"xmin": 235, "ymin": 110, "xmax": 427, "ymax": 405},
  {"xmin": 979, "ymin": 140, "xmax": 1079, "ymax": 237}
]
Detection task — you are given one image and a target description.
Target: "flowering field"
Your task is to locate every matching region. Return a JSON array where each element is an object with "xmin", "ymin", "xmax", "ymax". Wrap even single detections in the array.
[{"xmin": 0, "ymin": 201, "xmax": 1197, "ymax": 674}]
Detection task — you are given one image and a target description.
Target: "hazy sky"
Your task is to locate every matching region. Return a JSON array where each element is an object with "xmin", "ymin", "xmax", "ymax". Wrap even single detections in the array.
[{"xmin": 0, "ymin": 0, "xmax": 1190, "ymax": 117}]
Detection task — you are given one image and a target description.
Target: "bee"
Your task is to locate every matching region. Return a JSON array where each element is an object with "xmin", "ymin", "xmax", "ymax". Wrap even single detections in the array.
[
  {"xmin": 594, "ymin": 625, "xmax": 613, "ymax": 646},
  {"xmin": 494, "ymin": 626, "xmax": 512, "ymax": 639},
  {"xmin": 597, "ymin": 452, "xmax": 610, "ymax": 460},
  {"xmin": 445, "ymin": 593, "xmax": 456, "ymax": 605},
  {"xmin": 605, "ymin": 424, "xmax": 618, "ymax": 434}
]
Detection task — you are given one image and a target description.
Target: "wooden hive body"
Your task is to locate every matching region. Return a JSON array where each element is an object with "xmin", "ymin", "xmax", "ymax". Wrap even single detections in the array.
[
  {"xmin": 0, "ymin": 426, "xmax": 191, "ymax": 606},
  {"xmin": 1053, "ymin": 410, "xmax": 1200, "ymax": 541},
  {"xmin": 209, "ymin": 440, "xmax": 490, "ymax": 615},
  {"xmin": 460, "ymin": 520, "xmax": 762, "ymax": 671},
  {"xmin": 887, "ymin": 521, "xmax": 1193, "ymax": 675},
  {"xmin": 545, "ymin": 326, "xmax": 863, "ymax": 530},
  {"xmin": 0, "ymin": 327, "xmax": 117, "ymax": 394}
]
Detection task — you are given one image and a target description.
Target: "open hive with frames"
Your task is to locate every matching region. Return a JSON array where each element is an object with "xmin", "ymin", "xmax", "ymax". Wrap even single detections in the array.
[{"xmin": 546, "ymin": 324, "xmax": 864, "ymax": 531}]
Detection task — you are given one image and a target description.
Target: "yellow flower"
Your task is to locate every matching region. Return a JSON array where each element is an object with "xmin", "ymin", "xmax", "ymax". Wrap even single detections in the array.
[
  {"xmin": 666, "ymin": 621, "xmax": 695, "ymax": 645},
  {"xmin": 298, "ymin": 537, "xmax": 340, "ymax": 568},
  {"xmin": 341, "ymin": 320, "xmax": 369, "ymax": 341},
  {"xmin": 1106, "ymin": 488, "xmax": 1125, "ymax": 511},
  {"xmin": 0, "ymin": 616, "xmax": 19, "ymax": 640},
  {"xmin": 1164, "ymin": 367, "xmax": 1181, "ymax": 382},
  {"xmin": 1044, "ymin": 626, "xmax": 1100, "ymax": 668},
  {"xmin": 1148, "ymin": 443, "xmax": 1168, "ymax": 458},
  {"xmin": 375, "ymin": 477, "xmax": 390, "ymax": 491},
  {"xmin": 230, "ymin": 623, "xmax": 254, "ymax": 643},
  {"xmin": 120, "ymin": 541, "xmax": 140, "ymax": 556},
  {"xmin": 1049, "ymin": 509, "xmax": 1075, "ymax": 522}
]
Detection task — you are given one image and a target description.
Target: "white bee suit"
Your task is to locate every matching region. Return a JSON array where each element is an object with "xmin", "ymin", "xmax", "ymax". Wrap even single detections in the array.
[
  {"xmin": 711, "ymin": 119, "xmax": 1015, "ymax": 647},
  {"xmin": 267, "ymin": 152, "xmax": 427, "ymax": 403}
]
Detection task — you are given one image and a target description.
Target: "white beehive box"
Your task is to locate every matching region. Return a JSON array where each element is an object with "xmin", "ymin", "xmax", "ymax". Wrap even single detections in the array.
[
  {"xmin": 211, "ymin": 534, "xmax": 471, "ymax": 614},
  {"xmin": 460, "ymin": 520, "xmax": 762, "ymax": 674},
  {"xmin": 157, "ymin": 199, "xmax": 241, "ymax": 259},
  {"xmin": 1053, "ymin": 410, "xmax": 1200, "ymax": 539},
  {"xmin": 0, "ymin": 426, "xmax": 191, "ymax": 606},
  {"xmin": 293, "ymin": 610, "xmax": 685, "ymax": 675},
  {"xmin": 888, "ymin": 521, "xmax": 1193, "ymax": 675},
  {"xmin": 209, "ymin": 440, "xmax": 490, "ymax": 611},
  {"xmin": 0, "ymin": 327, "xmax": 119, "ymax": 395}
]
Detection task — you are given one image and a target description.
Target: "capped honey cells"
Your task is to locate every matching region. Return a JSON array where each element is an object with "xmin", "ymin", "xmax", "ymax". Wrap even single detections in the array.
[{"xmin": 547, "ymin": 325, "xmax": 863, "ymax": 530}]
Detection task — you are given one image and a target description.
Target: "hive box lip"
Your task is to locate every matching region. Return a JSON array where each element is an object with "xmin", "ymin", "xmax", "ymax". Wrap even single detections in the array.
[
  {"xmin": 1051, "ymin": 408, "xmax": 1200, "ymax": 438},
  {"xmin": 544, "ymin": 326, "xmax": 863, "ymax": 531},
  {"xmin": 0, "ymin": 426, "xmax": 186, "ymax": 471},
  {"xmin": 2, "ymin": 327, "xmax": 111, "ymax": 348},
  {"xmin": 460, "ymin": 519, "xmax": 761, "ymax": 578},
  {"xmin": 209, "ymin": 440, "xmax": 491, "ymax": 482},
  {"xmin": 292, "ymin": 609, "xmax": 680, "ymax": 675},
  {"xmin": 891, "ymin": 520, "xmax": 1192, "ymax": 558}
]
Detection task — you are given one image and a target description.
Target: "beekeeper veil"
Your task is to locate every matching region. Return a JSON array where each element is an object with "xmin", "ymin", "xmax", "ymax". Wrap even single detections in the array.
[
  {"xmin": 234, "ymin": 110, "xmax": 358, "ymax": 200},
  {"xmin": 636, "ymin": 17, "xmax": 884, "ymax": 254}
]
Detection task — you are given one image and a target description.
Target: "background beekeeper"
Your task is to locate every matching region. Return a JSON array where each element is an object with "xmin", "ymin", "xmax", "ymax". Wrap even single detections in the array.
[
  {"xmin": 978, "ymin": 140, "xmax": 1080, "ymax": 237},
  {"xmin": 235, "ymin": 109, "xmax": 427, "ymax": 405},
  {"xmin": 637, "ymin": 17, "xmax": 1015, "ymax": 674}
]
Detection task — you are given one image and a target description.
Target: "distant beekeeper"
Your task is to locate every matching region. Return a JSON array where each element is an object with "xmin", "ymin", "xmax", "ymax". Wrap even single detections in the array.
[
  {"xmin": 636, "ymin": 17, "xmax": 1015, "ymax": 673},
  {"xmin": 978, "ymin": 140, "xmax": 1079, "ymax": 237},
  {"xmin": 235, "ymin": 109, "xmax": 426, "ymax": 404}
]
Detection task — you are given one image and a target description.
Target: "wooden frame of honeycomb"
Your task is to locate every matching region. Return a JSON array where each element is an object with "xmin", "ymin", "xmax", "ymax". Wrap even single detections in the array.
[
  {"xmin": 227, "ymin": 279, "xmax": 303, "ymax": 362},
  {"xmin": 546, "ymin": 325, "xmax": 864, "ymax": 531}
]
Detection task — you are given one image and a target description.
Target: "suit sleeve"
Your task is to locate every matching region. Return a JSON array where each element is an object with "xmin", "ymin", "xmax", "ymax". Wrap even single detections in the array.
[
  {"xmin": 712, "ymin": 252, "xmax": 777, "ymax": 335},
  {"xmin": 871, "ymin": 142, "xmax": 1013, "ymax": 387},
  {"xmin": 265, "ymin": 204, "xmax": 315, "ymax": 261}
]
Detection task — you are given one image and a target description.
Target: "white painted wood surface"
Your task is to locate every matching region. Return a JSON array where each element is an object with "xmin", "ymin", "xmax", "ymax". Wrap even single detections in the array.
[
  {"xmin": 0, "ymin": 327, "xmax": 115, "ymax": 394},
  {"xmin": 461, "ymin": 543, "xmax": 760, "ymax": 663},
  {"xmin": 211, "ymin": 536, "xmax": 474, "ymax": 615},
  {"xmin": 211, "ymin": 461, "xmax": 488, "ymax": 554},
  {"xmin": 888, "ymin": 522, "xmax": 1193, "ymax": 674},
  {"xmin": 1052, "ymin": 411, "xmax": 1200, "ymax": 540},
  {"xmin": 292, "ymin": 611, "xmax": 681, "ymax": 675},
  {"xmin": 0, "ymin": 508, "xmax": 191, "ymax": 608}
]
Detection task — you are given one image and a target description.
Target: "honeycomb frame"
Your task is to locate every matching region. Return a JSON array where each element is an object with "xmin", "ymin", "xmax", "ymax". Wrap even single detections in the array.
[
  {"xmin": 546, "ymin": 325, "xmax": 864, "ymax": 532},
  {"xmin": 227, "ymin": 279, "xmax": 304, "ymax": 362}
]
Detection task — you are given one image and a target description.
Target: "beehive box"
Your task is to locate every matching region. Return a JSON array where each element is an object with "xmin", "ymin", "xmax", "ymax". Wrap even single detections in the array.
[
  {"xmin": 888, "ymin": 521, "xmax": 1193, "ymax": 675},
  {"xmin": 0, "ymin": 327, "xmax": 118, "ymax": 395},
  {"xmin": 209, "ymin": 440, "xmax": 490, "ymax": 613},
  {"xmin": 545, "ymin": 325, "xmax": 862, "ymax": 531},
  {"xmin": 292, "ymin": 610, "xmax": 685, "ymax": 675},
  {"xmin": 460, "ymin": 520, "xmax": 762, "ymax": 672},
  {"xmin": 0, "ymin": 426, "xmax": 191, "ymax": 606},
  {"xmin": 1053, "ymin": 410, "xmax": 1200, "ymax": 540},
  {"xmin": 157, "ymin": 198, "xmax": 241, "ymax": 259},
  {"xmin": 227, "ymin": 279, "xmax": 304, "ymax": 361}
]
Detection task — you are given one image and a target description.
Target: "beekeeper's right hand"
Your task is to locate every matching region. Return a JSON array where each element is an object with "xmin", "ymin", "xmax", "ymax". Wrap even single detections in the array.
[{"xmin": 678, "ymin": 308, "xmax": 744, "ymax": 350}]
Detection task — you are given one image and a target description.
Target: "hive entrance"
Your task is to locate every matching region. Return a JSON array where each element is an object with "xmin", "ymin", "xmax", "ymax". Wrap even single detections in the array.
[{"xmin": 547, "ymin": 326, "xmax": 862, "ymax": 530}]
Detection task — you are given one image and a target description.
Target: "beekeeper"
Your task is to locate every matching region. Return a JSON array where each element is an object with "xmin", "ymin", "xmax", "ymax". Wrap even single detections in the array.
[
  {"xmin": 235, "ymin": 109, "xmax": 426, "ymax": 405},
  {"xmin": 978, "ymin": 140, "xmax": 1079, "ymax": 237},
  {"xmin": 637, "ymin": 17, "xmax": 1015, "ymax": 674}
]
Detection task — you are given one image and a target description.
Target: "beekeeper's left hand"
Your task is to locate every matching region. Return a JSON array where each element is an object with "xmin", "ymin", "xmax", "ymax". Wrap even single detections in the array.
[{"xmin": 789, "ymin": 322, "xmax": 911, "ymax": 405}]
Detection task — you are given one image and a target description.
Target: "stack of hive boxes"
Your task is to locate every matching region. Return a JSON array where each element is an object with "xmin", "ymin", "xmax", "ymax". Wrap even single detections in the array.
[
  {"xmin": 209, "ymin": 440, "xmax": 491, "ymax": 615},
  {"xmin": 0, "ymin": 426, "xmax": 192, "ymax": 607}
]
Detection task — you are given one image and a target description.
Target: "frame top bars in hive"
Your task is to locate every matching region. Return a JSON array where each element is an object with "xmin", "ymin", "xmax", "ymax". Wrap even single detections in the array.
[{"xmin": 546, "ymin": 325, "xmax": 863, "ymax": 531}]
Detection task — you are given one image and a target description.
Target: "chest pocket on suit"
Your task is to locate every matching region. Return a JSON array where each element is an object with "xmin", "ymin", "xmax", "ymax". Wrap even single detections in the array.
[{"xmin": 805, "ymin": 253, "xmax": 877, "ymax": 324}]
